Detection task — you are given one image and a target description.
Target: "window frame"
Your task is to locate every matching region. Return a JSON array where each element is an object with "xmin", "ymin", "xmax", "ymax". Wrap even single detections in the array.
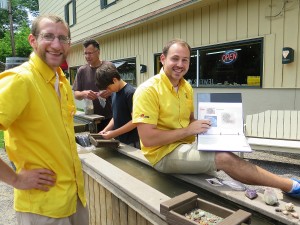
[
  {"xmin": 154, "ymin": 38, "xmax": 263, "ymax": 88},
  {"xmin": 100, "ymin": 0, "xmax": 118, "ymax": 9},
  {"xmin": 64, "ymin": 0, "xmax": 76, "ymax": 27}
]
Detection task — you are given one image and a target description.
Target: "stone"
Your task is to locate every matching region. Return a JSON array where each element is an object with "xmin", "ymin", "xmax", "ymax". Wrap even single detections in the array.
[
  {"xmin": 263, "ymin": 188, "xmax": 278, "ymax": 206},
  {"xmin": 245, "ymin": 189, "xmax": 258, "ymax": 199},
  {"xmin": 285, "ymin": 202, "xmax": 295, "ymax": 212},
  {"xmin": 291, "ymin": 212, "xmax": 299, "ymax": 219}
]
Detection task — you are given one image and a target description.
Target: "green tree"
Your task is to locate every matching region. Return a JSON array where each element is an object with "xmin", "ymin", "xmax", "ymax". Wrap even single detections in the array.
[{"xmin": 0, "ymin": 0, "xmax": 38, "ymax": 62}]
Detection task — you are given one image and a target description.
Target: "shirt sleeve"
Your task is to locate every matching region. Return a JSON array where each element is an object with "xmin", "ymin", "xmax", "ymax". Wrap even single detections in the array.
[{"xmin": 0, "ymin": 72, "xmax": 29, "ymax": 129}]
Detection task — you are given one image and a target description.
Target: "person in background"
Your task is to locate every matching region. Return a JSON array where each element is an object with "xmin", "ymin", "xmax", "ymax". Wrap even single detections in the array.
[
  {"xmin": 0, "ymin": 15, "xmax": 89, "ymax": 225},
  {"xmin": 132, "ymin": 38, "xmax": 300, "ymax": 199},
  {"xmin": 95, "ymin": 63, "xmax": 140, "ymax": 149},
  {"xmin": 72, "ymin": 39, "xmax": 113, "ymax": 130}
]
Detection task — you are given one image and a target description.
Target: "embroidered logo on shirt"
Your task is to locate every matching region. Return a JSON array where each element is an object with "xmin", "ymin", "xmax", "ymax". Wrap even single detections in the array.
[{"xmin": 139, "ymin": 114, "xmax": 149, "ymax": 119}]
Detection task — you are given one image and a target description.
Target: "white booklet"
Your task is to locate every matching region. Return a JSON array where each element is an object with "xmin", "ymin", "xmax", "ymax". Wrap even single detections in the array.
[{"xmin": 197, "ymin": 93, "xmax": 252, "ymax": 152}]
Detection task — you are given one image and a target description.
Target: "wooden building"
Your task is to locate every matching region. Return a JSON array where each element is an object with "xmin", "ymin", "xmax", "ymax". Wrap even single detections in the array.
[{"xmin": 39, "ymin": 0, "xmax": 300, "ymax": 115}]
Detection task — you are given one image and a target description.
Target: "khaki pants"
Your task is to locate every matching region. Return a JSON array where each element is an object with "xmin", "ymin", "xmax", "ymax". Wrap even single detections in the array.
[
  {"xmin": 16, "ymin": 197, "xmax": 89, "ymax": 225},
  {"xmin": 154, "ymin": 141, "xmax": 216, "ymax": 174}
]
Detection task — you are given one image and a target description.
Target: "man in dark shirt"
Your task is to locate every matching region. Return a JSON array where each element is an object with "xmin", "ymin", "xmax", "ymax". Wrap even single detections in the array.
[{"xmin": 72, "ymin": 39, "xmax": 112, "ymax": 130}]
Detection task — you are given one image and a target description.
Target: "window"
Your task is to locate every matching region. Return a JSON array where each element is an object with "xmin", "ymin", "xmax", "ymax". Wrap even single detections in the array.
[
  {"xmin": 65, "ymin": 0, "xmax": 76, "ymax": 27},
  {"xmin": 100, "ymin": 0, "xmax": 117, "ymax": 9},
  {"xmin": 69, "ymin": 66, "xmax": 80, "ymax": 85},
  {"xmin": 154, "ymin": 38, "xmax": 263, "ymax": 88},
  {"xmin": 112, "ymin": 58, "xmax": 137, "ymax": 87}
]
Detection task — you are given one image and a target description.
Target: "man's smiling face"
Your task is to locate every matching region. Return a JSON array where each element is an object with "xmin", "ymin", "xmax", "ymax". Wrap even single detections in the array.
[{"xmin": 28, "ymin": 18, "xmax": 70, "ymax": 71}]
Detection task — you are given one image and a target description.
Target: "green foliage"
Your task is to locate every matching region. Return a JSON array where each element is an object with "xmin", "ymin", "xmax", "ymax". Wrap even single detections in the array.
[
  {"xmin": 15, "ymin": 23, "xmax": 32, "ymax": 57},
  {"xmin": 0, "ymin": 0, "xmax": 38, "ymax": 62},
  {"xmin": 0, "ymin": 23, "xmax": 32, "ymax": 62},
  {"xmin": 0, "ymin": 130, "xmax": 4, "ymax": 149}
]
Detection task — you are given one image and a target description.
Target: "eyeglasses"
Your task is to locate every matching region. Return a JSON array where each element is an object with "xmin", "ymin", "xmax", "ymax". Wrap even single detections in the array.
[
  {"xmin": 38, "ymin": 33, "xmax": 70, "ymax": 44},
  {"xmin": 83, "ymin": 50, "xmax": 98, "ymax": 56}
]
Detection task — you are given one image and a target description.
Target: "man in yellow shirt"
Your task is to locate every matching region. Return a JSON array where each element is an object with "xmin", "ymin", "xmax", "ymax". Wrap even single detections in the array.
[
  {"xmin": 132, "ymin": 38, "xmax": 300, "ymax": 199},
  {"xmin": 0, "ymin": 15, "xmax": 88, "ymax": 224}
]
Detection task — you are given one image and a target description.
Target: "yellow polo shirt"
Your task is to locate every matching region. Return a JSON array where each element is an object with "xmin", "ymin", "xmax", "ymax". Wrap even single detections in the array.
[
  {"xmin": 132, "ymin": 69, "xmax": 195, "ymax": 166},
  {"xmin": 0, "ymin": 53, "xmax": 86, "ymax": 218}
]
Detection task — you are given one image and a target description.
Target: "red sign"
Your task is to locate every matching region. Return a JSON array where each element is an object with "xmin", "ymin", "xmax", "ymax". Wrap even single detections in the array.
[{"xmin": 222, "ymin": 50, "xmax": 238, "ymax": 64}]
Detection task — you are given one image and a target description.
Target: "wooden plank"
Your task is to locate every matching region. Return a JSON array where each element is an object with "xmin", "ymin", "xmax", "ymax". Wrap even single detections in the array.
[
  {"xmin": 89, "ymin": 176, "xmax": 96, "ymax": 225},
  {"xmin": 128, "ymin": 206, "xmax": 137, "ymax": 225},
  {"xmin": 94, "ymin": 181, "xmax": 101, "ymax": 225},
  {"xmin": 269, "ymin": 110, "xmax": 278, "ymax": 138},
  {"xmin": 276, "ymin": 110, "xmax": 284, "ymax": 139},
  {"xmin": 251, "ymin": 113, "xmax": 259, "ymax": 137},
  {"xmin": 84, "ymin": 173, "xmax": 91, "ymax": 223},
  {"xmin": 263, "ymin": 110, "xmax": 271, "ymax": 138},
  {"xmin": 106, "ymin": 190, "xmax": 113, "ymax": 225},
  {"xmin": 257, "ymin": 111, "xmax": 265, "ymax": 137},
  {"xmin": 137, "ymin": 212, "xmax": 148, "ymax": 225},
  {"xmin": 119, "ymin": 200, "xmax": 128, "ymax": 225},
  {"xmin": 297, "ymin": 111, "xmax": 300, "ymax": 140},
  {"xmin": 112, "ymin": 194, "xmax": 120, "ymax": 225},
  {"xmin": 100, "ymin": 185, "xmax": 107, "ymax": 225},
  {"xmin": 290, "ymin": 111, "xmax": 298, "ymax": 140},
  {"xmin": 283, "ymin": 110, "xmax": 291, "ymax": 139},
  {"xmin": 245, "ymin": 114, "xmax": 253, "ymax": 136}
]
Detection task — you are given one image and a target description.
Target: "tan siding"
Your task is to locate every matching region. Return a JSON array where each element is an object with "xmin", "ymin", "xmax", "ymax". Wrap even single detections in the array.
[
  {"xmin": 248, "ymin": 0, "xmax": 259, "ymax": 37},
  {"xmin": 201, "ymin": 6, "xmax": 210, "ymax": 45},
  {"xmin": 282, "ymin": 6, "xmax": 299, "ymax": 87},
  {"xmin": 227, "ymin": 0, "xmax": 237, "ymax": 40},
  {"xmin": 40, "ymin": 0, "xmax": 300, "ymax": 89},
  {"xmin": 218, "ymin": 0, "xmax": 227, "ymax": 42},
  {"xmin": 237, "ymin": 0, "xmax": 248, "ymax": 39},
  {"xmin": 271, "ymin": 4, "xmax": 284, "ymax": 87},
  {"xmin": 264, "ymin": 34, "xmax": 275, "ymax": 88},
  {"xmin": 193, "ymin": 7, "xmax": 202, "ymax": 46},
  {"xmin": 258, "ymin": 0, "xmax": 271, "ymax": 36},
  {"xmin": 186, "ymin": 10, "xmax": 194, "ymax": 46},
  {"xmin": 210, "ymin": 3, "xmax": 218, "ymax": 44},
  {"xmin": 297, "ymin": 9, "xmax": 300, "ymax": 87}
]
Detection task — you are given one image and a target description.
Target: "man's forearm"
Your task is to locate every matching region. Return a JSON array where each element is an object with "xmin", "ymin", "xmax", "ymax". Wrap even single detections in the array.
[
  {"xmin": 74, "ymin": 91, "xmax": 84, "ymax": 100},
  {"xmin": 0, "ymin": 158, "xmax": 17, "ymax": 187}
]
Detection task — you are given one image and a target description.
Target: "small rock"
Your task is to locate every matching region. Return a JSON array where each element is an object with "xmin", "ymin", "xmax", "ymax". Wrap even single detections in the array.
[
  {"xmin": 285, "ymin": 202, "xmax": 295, "ymax": 212},
  {"xmin": 275, "ymin": 208, "xmax": 282, "ymax": 212},
  {"xmin": 245, "ymin": 189, "xmax": 258, "ymax": 199},
  {"xmin": 282, "ymin": 210, "xmax": 289, "ymax": 215},
  {"xmin": 263, "ymin": 188, "xmax": 278, "ymax": 206},
  {"xmin": 291, "ymin": 212, "xmax": 299, "ymax": 219}
]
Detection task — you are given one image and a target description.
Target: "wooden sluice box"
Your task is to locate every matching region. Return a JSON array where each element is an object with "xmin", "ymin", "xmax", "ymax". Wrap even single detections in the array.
[
  {"xmin": 160, "ymin": 191, "xmax": 251, "ymax": 225},
  {"xmin": 89, "ymin": 134, "xmax": 120, "ymax": 149}
]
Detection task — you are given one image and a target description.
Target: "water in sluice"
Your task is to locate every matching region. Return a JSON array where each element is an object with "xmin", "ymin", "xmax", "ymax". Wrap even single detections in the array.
[{"xmin": 93, "ymin": 148, "xmax": 283, "ymax": 225}]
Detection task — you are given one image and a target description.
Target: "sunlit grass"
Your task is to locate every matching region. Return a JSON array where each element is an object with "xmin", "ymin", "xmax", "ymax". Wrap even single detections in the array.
[{"xmin": 0, "ymin": 130, "xmax": 4, "ymax": 149}]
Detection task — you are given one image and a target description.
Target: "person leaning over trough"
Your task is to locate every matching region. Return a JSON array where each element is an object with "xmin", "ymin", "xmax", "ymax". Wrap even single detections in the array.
[
  {"xmin": 72, "ymin": 39, "xmax": 113, "ymax": 131},
  {"xmin": 95, "ymin": 63, "xmax": 140, "ymax": 149},
  {"xmin": 0, "ymin": 15, "xmax": 89, "ymax": 225},
  {"xmin": 132, "ymin": 38, "xmax": 300, "ymax": 199}
]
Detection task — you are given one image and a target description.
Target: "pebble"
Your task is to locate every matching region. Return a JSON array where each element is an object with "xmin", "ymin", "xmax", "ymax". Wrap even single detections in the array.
[{"xmin": 291, "ymin": 212, "xmax": 299, "ymax": 219}]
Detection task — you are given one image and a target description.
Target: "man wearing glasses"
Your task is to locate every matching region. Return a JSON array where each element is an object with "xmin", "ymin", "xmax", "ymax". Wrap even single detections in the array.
[
  {"xmin": 72, "ymin": 39, "xmax": 113, "ymax": 131},
  {"xmin": 0, "ymin": 15, "xmax": 89, "ymax": 224}
]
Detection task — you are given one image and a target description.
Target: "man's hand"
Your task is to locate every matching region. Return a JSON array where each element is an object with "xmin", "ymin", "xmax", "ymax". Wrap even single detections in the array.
[
  {"xmin": 187, "ymin": 119, "xmax": 211, "ymax": 135},
  {"xmin": 13, "ymin": 168, "xmax": 56, "ymax": 192},
  {"xmin": 84, "ymin": 90, "xmax": 98, "ymax": 100},
  {"xmin": 98, "ymin": 90, "xmax": 112, "ymax": 99}
]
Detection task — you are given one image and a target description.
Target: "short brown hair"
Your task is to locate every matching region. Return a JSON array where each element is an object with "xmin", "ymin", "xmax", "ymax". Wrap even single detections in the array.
[
  {"xmin": 162, "ymin": 39, "xmax": 191, "ymax": 57},
  {"xmin": 95, "ymin": 62, "xmax": 120, "ymax": 90},
  {"xmin": 31, "ymin": 14, "xmax": 70, "ymax": 38}
]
